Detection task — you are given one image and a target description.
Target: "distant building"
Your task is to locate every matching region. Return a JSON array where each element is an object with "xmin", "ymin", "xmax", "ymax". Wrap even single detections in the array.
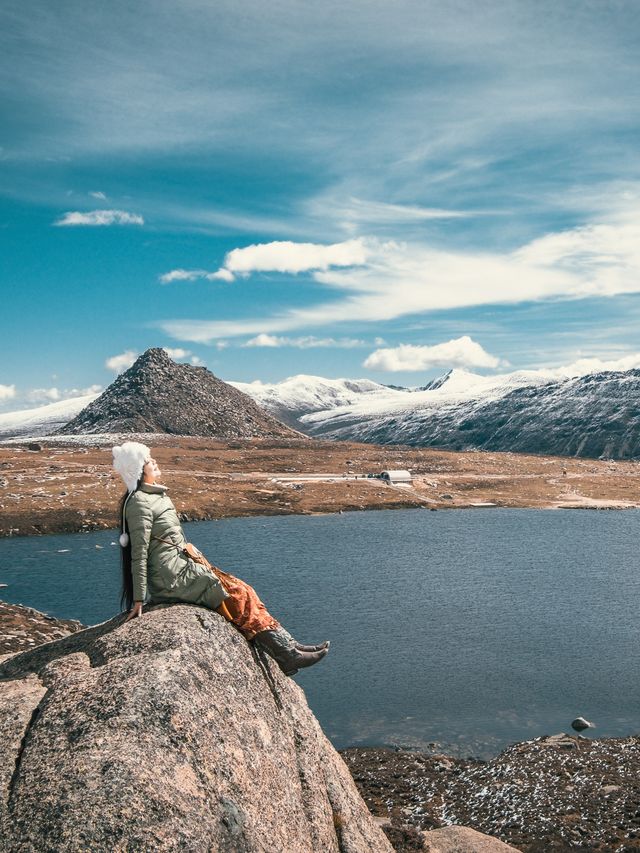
[{"xmin": 380, "ymin": 469, "xmax": 413, "ymax": 484}]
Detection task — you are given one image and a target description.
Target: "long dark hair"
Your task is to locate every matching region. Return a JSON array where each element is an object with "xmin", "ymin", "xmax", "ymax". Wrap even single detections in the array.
[{"xmin": 119, "ymin": 479, "xmax": 143, "ymax": 611}]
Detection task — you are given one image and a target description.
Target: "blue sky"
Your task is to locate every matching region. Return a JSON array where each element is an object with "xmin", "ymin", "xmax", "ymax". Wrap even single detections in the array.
[{"xmin": 2, "ymin": 0, "xmax": 640, "ymax": 408}]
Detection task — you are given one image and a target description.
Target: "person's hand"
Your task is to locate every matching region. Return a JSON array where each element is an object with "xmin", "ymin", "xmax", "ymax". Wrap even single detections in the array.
[{"xmin": 126, "ymin": 602, "xmax": 144, "ymax": 621}]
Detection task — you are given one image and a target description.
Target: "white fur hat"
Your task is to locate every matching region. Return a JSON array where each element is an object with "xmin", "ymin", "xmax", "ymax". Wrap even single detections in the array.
[{"xmin": 112, "ymin": 442, "xmax": 151, "ymax": 492}]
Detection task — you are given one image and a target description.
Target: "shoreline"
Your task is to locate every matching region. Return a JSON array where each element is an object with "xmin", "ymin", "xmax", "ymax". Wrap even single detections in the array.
[
  {"xmin": 342, "ymin": 738, "xmax": 640, "ymax": 851},
  {"xmin": 2, "ymin": 436, "xmax": 639, "ymax": 538}
]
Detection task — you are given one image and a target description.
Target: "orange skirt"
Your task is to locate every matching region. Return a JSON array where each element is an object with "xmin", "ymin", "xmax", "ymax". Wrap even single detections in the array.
[{"xmin": 185, "ymin": 543, "xmax": 279, "ymax": 639}]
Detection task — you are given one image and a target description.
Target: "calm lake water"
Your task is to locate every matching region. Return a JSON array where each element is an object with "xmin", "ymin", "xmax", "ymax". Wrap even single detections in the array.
[{"xmin": 1, "ymin": 508, "xmax": 638, "ymax": 758}]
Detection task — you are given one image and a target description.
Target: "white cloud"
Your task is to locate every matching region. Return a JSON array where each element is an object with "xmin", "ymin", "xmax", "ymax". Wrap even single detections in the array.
[
  {"xmin": 160, "ymin": 269, "xmax": 208, "ymax": 284},
  {"xmin": 244, "ymin": 334, "xmax": 365, "ymax": 349},
  {"xmin": 208, "ymin": 268, "xmax": 235, "ymax": 282},
  {"xmin": 0, "ymin": 384, "xmax": 16, "ymax": 400},
  {"xmin": 162, "ymin": 347, "xmax": 190, "ymax": 359},
  {"xmin": 26, "ymin": 387, "xmax": 61, "ymax": 402},
  {"xmin": 77, "ymin": 384, "xmax": 103, "ymax": 396},
  {"xmin": 89, "ymin": 191, "xmax": 107, "ymax": 200},
  {"xmin": 363, "ymin": 336, "xmax": 503, "ymax": 371},
  {"xmin": 159, "ymin": 239, "xmax": 368, "ymax": 287},
  {"xmin": 244, "ymin": 334, "xmax": 280, "ymax": 348},
  {"xmin": 105, "ymin": 350, "xmax": 138, "ymax": 373},
  {"xmin": 159, "ymin": 267, "xmax": 235, "ymax": 284},
  {"xmin": 25, "ymin": 384, "xmax": 103, "ymax": 403},
  {"xmin": 223, "ymin": 238, "xmax": 369, "ymax": 275},
  {"xmin": 161, "ymin": 347, "xmax": 203, "ymax": 365},
  {"xmin": 545, "ymin": 353, "xmax": 640, "ymax": 379},
  {"xmin": 54, "ymin": 209, "xmax": 144, "ymax": 227}
]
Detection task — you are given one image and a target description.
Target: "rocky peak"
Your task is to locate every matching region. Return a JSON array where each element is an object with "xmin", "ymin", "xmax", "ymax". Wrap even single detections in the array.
[
  {"xmin": 0, "ymin": 604, "xmax": 391, "ymax": 852},
  {"xmin": 58, "ymin": 348, "xmax": 302, "ymax": 440}
]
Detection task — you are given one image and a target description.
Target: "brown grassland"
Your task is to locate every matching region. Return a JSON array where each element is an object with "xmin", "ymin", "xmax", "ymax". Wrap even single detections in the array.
[{"xmin": 1, "ymin": 436, "xmax": 639, "ymax": 537}]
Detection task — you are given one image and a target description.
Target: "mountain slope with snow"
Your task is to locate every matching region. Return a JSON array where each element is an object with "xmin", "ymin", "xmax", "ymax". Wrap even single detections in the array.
[
  {"xmin": 302, "ymin": 369, "xmax": 640, "ymax": 459},
  {"xmin": 233, "ymin": 367, "xmax": 640, "ymax": 459},
  {"xmin": 0, "ymin": 394, "xmax": 101, "ymax": 439},
  {"xmin": 228, "ymin": 374, "xmax": 407, "ymax": 428},
  {"xmin": 233, "ymin": 368, "xmax": 556, "ymax": 430}
]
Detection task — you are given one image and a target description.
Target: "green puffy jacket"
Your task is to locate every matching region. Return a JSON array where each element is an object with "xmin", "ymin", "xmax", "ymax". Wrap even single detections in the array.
[{"xmin": 124, "ymin": 482, "xmax": 228, "ymax": 609}]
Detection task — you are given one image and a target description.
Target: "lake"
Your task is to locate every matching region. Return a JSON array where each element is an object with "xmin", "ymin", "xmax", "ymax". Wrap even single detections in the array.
[{"xmin": 1, "ymin": 508, "xmax": 638, "ymax": 758}]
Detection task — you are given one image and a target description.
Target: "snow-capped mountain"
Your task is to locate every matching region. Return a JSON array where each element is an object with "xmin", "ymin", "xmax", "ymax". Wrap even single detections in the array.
[
  {"xmin": 0, "ymin": 393, "xmax": 101, "ymax": 439},
  {"xmin": 228, "ymin": 374, "xmax": 407, "ymax": 428},
  {"xmin": 233, "ymin": 367, "xmax": 640, "ymax": 458},
  {"xmin": 232, "ymin": 368, "xmax": 555, "ymax": 431}
]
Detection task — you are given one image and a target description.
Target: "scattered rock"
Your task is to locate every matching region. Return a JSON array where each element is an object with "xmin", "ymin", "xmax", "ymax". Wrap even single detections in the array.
[
  {"xmin": 344, "ymin": 738, "xmax": 640, "ymax": 852},
  {"xmin": 0, "ymin": 601, "xmax": 84, "ymax": 655}
]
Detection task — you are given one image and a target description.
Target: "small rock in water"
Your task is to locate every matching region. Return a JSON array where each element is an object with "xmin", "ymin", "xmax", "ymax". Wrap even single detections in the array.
[{"xmin": 571, "ymin": 716, "xmax": 595, "ymax": 732}]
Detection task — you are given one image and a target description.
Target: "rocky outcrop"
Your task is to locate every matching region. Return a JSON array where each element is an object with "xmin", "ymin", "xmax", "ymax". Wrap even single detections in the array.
[
  {"xmin": 0, "ymin": 604, "xmax": 391, "ymax": 852},
  {"xmin": 421, "ymin": 826, "xmax": 520, "ymax": 852},
  {"xmin": 59, "ymin": 348, "xmax": 302, "ymax": 440}
]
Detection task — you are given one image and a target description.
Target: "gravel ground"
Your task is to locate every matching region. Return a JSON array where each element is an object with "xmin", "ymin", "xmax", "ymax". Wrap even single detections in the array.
[{"xmin": 342, "ymin": 740, "xmax": 640, "ymax": 852}]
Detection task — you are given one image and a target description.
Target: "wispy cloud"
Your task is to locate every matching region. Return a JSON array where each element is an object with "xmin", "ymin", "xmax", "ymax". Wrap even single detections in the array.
[
  {"xmin": 363, "ymin": 336, "xmax": 503, "ymax": 371},
  {"xmin": 305, "ymin": 195, "xmax": 472, "ymax": 233},
  {"xmin": 54, "ymin": 209, "xmax": 144, "ymax": 227},
  {"xmin": 161, "ymin": 213, "xmax": 640, "ymax": 343},
  {"xmin": 89, "ymin": 191, "xmax": 107, "ymax": 200},
  {"xmin": 243, "ymin": 334, "xmax": 365, "ymax": 348}
]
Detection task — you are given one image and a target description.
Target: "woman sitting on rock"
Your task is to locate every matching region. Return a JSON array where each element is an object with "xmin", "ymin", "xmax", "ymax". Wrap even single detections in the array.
[{"xmin": 112, "ymin": 441, "xmax": 329, "ymax": 676}]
